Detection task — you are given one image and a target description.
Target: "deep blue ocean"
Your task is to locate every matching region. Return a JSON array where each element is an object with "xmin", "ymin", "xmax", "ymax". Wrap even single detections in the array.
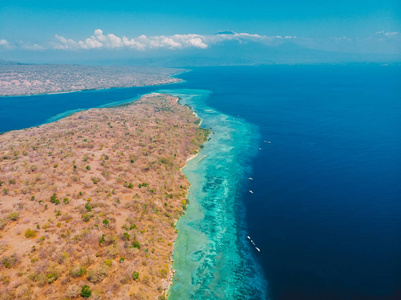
[{"xmin": 1, "ymin": 65, "xmax": 400, "ymax": 300}]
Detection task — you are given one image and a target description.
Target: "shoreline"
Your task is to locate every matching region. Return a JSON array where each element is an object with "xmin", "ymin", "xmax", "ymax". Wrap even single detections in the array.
[
  {"xmin": 160, "ymin": 89, "xmax": 268, "ymax": 299},
  {"xmin": 0, "ymin": 78, "xmax": 182, "ymax": 98},
  {"xmin": 162, "ymin": 105, "xmax": 208, "ymax": 298},
  {"xmin": 0, "ymin": 92, "xmax": 206, "ymax": 299},
  {"xmin": 0, "ymin": 69, "xmax": 189, "ymax": 98}
]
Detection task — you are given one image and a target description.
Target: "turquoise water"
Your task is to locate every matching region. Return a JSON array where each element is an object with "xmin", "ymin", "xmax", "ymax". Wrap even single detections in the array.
[
  {"xmin": 2, "ymin": 65, "xmax": 401, "ymax": 300},
  {"xmin": 157, "ymin": 89, "xmax": 268, "ymax": 299}
]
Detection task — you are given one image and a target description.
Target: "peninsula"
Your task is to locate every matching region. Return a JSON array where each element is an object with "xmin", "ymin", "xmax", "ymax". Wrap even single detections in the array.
[
  {"xmin": 0, "ymin": 64, "xmax": 184, "ymax": 96},
  {"xmin": 0, "ymin": 94, "xmax": 209, "ymax": 299}
]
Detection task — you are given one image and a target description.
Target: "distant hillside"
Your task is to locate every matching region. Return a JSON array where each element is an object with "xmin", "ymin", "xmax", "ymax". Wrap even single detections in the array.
[
  {"xmin": 0, "ymin": 59, "xmax": 28, "ymax": 65},
  {"xmin": 94, "ymin": 40, "xmax": 401, "ymax": 67}
]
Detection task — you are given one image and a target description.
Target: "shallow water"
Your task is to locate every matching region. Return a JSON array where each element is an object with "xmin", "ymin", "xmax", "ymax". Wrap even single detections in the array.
[
  {"xmin": 1, "ymin": 65, "xmax": 401, "ymax": 300},
  {"xmin": 157, "ymin": 89, "xmax": 267, "ymax": 299}
]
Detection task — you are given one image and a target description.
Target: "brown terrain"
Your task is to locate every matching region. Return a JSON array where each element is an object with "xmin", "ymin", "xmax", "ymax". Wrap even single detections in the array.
[{"xmin": 0, "ymin": 94, "xmax": 209, "ymax": 299}]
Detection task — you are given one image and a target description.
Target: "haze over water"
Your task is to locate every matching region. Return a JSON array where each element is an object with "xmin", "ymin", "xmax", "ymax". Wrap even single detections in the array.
[{"xmin": 1, "ymin": 65, "xmax": 400, "ymax": 300}]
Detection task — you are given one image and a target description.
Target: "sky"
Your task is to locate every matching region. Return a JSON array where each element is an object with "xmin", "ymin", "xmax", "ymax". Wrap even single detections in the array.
[{"xmin": 0, "ymin": 0, "xmax": 400, "ymax": 64}]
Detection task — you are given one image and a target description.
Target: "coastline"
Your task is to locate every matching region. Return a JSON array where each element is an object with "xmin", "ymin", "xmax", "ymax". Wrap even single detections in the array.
[
  {"xmin": 159, "ymin": 97, "xmax": 209, "ymax": 298},
  {"xmin": 0, "ymin": 68, "xmax": 188, "ymax": 98},
  {"xmin": 0, "ymin": 92, "xmax": 207, "ymax": 299},
  {"xmin": 161, "ymin": 89, "xmax": 267, "ymax": 300}
]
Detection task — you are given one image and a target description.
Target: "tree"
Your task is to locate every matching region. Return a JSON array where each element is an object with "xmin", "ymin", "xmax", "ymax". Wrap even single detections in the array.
[
  {"xmin": 80, "ymin": 285, "xmax": 92, "ymax": 298},
  {"xmin": 132, "ymin": 271, "xmax": 139, "ymax": 280}
]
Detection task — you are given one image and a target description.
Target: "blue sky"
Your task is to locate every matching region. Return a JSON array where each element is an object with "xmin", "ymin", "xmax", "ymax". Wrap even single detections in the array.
[{"xmin": 0, "ymin": 0, "xmax": 400, "ymax": 64}]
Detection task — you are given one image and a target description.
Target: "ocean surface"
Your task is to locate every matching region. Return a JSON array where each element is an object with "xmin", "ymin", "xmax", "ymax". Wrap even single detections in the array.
[{"xmin": 1, "ymin": 65, "xmax": 400, "ymax": 300}]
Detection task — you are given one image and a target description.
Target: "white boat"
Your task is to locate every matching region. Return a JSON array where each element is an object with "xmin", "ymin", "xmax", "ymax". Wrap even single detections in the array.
[
  {"xmin": 259, "ymin": 148, "xmax": 262, "ymax": 150},
  {"xmin": 247, "ymin": 236, "xmax": 251, "ymax": 239},
  {"xmin": 249, "ymin": 177, "xmax": 253, "ymax": 180},
  {"xmin": 249, "ymin": 190, "xmax": 253, "ymax": 194},
  {"xmin": 268, "ymin": 141, "xmax": 271, "ymax": 144},
  {"xmin": 255, "ymin": 247, "xmax": 260, "ymax": 252}
]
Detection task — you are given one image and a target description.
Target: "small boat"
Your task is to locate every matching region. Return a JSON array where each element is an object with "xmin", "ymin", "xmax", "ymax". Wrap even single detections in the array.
[
  {"xmin": 249, "ymin": 190, "xmax": 253, "ymax": 194},
  {"xmin": 198, "ymin": 155, "xmax": 208, "ymax": 163},
  {"xmin": 264, "ymin": 140, "xmax": 267, "ymax": 143},
  {"xmin": 259, "ymin": 148, "xmax": 262, "ymax": 150},
  {"xmin": 247, "ymin": 236, "xmax": 251, "ymax": 239},
  {"xmin": 249, "ymin": 177, "xmax": 253, "ymax": 180},
  {"xmin": 255, "ymin": 247, "xmax": 260, "ymax": 252},
  {"xmin": 268, "ymin": 141, "xmax": 271, "ymax": 144}
]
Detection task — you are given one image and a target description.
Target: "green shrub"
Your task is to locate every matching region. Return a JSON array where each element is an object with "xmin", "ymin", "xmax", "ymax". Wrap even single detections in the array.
[
  {"xmin": 85, "ymin": 202, "xmax": 92, "ymax": 212},
  {"xmin": 82, "ymin": 213, "xmax": 91, "ymax": 222},
  {"xmin": 131, "ymin": 240, "xmax": 140, "ymax": 249},
  {"xmin": 132, "ymin": 271, "xmax": 139, "ymax": 281},
  {"xmin": 69, "ymin": 266, "xmax": 86, "ymax": 278},
  {"xmin": 50, "ymin": 193, "xmax": 57, "ymax": 202},
  {"xmin": 86, "ymin": 165, "xmax": 91, "ymax": 170},
  {"xmin": 99, "ymin": 234, "xmax": 105, "ymax": 244},
  {"xmin": 25, "ymin": 228, "xmax": 36, "ymax": 238},
  {"xmin": 8, "ymin": 212, "xmax": 20, "ymax": 221},
  {"xmin": 46, "ymin": 272, "xmax": 59, "ymax": 284},
  {"xmin": 2, "ymin": 255, "xmax": 18, "ymax": 268},
  {"xmin": 104, "ymin": 259, "xmax": 113, "ymax": 267},
  {"xmin": 122, "ymin": 232, "xmax": 130, "ymax": 241},
  {"xmin": 102, "ymin": 219, "xmax": 109, "ymax": 228},
  {"xmin": 50, "ymin": 193, "xmax": 60, "ymax": 205},
  {"xmin": 80, "ymin": 285, "xmax": 92, "ymax": 298}
]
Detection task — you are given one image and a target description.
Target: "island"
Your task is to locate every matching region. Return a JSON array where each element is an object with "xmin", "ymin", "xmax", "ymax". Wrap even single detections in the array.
[
  {"xmin": 0, "ymin": 64, "xmax": 185, "ymax": 96},
  {"xmin": 0, "ymin": 94, "xmax": 209, "ymax": 299}
]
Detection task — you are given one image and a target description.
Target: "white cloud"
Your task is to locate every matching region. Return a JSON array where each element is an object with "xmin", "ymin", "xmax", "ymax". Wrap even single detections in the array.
[
  {"xmin": 53, "ymin": 29, "xmax": 208, "ymax": 50},
  {"xmin": 376, "ymin": 31, "xmax": 400, "ymax": 40},
  {"xmin": 205, "ymin": 31, "xmax": 294, "ymax": 47},
  {"xmin": 4, "ymin": 29, "xmax": 398, "ymax": 54},
  {"xmin": 52, "ymin": 29, "xmax": 290, "ymax": 51},
  {"xmin": 0, "ymin": 39, "xmax": 44, "ymax": 50},
  {"xmin": 385, "ymin": 32, "xmax": 399, "ymax": 36},
  {"xmin": 0, "ymin": 39, "xmax": 10, "ymax": 48},
  {"xmin": 20, "ymin": 42, "xmax": 45, "ymax": 50}
]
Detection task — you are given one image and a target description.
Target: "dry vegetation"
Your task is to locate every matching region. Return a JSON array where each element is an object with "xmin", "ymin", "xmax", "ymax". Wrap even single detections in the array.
[{"xmin": 0, "ymin": 94, "xmax": 209, "ymax": 299}]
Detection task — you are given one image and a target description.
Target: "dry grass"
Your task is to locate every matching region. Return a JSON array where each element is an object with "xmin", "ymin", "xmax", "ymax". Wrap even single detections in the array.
[{"xmin": 0, "ymin": 94, "xmax": 209, "ymax": 299}]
